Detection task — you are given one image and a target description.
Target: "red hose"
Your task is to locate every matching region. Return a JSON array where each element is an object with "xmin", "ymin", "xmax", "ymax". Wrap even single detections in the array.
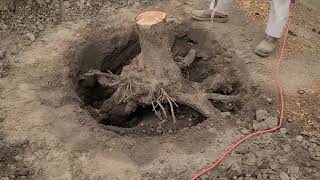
[{"xmin": 191, "ymin": 3, "xmax": 296, "ymax": 180}]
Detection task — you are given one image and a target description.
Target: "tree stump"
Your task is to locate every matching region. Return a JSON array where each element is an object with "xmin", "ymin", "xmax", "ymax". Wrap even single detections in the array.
[{"xmin": 83, "ymin": 11, "xmax": 238, "ymax": 125}]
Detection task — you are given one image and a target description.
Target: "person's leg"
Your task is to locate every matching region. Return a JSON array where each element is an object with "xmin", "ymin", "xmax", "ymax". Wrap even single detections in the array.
[
  {"xmin": 191, "ymin": 0, "xmax": 233, "ymax": 22},
  {"xmin": 255, "ymin": 0, "xmax": 291, "ymax": 57},
  {"xmin": 210, "ymin": 0, "xmax": 233, "ymax": 15},
  {"xmin": 265, "ymin": 0, "xmax": 291, "ymax": 38}
]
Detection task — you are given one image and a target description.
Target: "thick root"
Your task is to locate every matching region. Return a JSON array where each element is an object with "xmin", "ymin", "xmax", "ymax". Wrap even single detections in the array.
[
  {"xmin": 174, "ymin": 92, "xmax": 219, "ymax": 118},
  {"xmin": 177, "ymin": 49, "xmax": 197, "ymax": 69},
  {"xmin": 81, "ymin": 70, "xmax": 120, "ymax": 90},
  {"xmin": 174, "ymin": 92, "xmax": 239, "ymax": 118}
]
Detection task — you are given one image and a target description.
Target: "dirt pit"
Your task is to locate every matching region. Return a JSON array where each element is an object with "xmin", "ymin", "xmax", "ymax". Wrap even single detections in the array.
[{"xmin": 70, "ymin": 23, "xmax": 248, "ymax": 136}]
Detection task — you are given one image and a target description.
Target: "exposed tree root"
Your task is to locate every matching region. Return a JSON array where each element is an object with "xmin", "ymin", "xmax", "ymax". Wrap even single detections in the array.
[{"xmin": 81, "ymin": 11, "xmax": 240, "ymax": 125}]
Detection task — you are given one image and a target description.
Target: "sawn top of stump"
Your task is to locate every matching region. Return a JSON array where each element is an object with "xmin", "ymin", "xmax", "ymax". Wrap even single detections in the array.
[{"xmin": 136, "ymin": 11, "xmax": 167, "ymax": 26}]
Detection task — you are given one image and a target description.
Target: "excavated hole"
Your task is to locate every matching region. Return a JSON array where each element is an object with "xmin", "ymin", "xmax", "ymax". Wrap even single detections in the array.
[{"xmin": 73, "ymin": 26, "xmax": 245, "ymax": 135}]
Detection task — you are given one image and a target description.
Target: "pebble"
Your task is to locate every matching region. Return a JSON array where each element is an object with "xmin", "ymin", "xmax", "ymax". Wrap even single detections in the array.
[
  {"xmin": 269, "ymin": 162, "xmax": 278, "ymax": 171},
  {"xmin": 255, "ymin": 110, "xmax": 268, "ymax": 122},
  {"xmin": 296, "ymin": 135, "xmax": 304, "ymax": 142},
  {"xmin": 208, "ymin": 128, "xmax": 215, "ymax": 133},
  {"xmin": 10, "ymin": 45, "xmax": 19, "ymax": 55},
  {"xmin": 297, "ymin": 89, "xmax": 305, "ymax": 94},
  {"xmin": 14, "ymin": 155, "xmax": 23, "ymax": 161},
  {"xmin": 253, "ymin": 116, "xmax": 277, "ymax": 131},
  {"xmin": 266, "ymin": 98, "xmax": 273, "ymax": 104},
  {"xmin": 283, "ymin": 144, "xmax": 291, "ymax": 152},
  {"xmin": 240, "ymin": 128, "xmax": 249, "ymax": 135},
  {"xmin": 279, "ymin": 172, "xmax": 290, "ymax": 180},
  {"xmin": 228, "ymin": 163, "xmax": 242, "ymax": 176},
  {"xmin": 221, "ymin": 112, "xmax": 231, "ymax": 118},
  {"xmin": 0, "ymin": 22, "xmax": 8, "ymax": 30},
  {"xmin": 26, "ymin": 32, "xmax": 36, "ymax": 41},
  {"xmin": 289, "ymin": 166, "xmax": 300, "ymax": 175},
  {"xmin": 287, "ymin": 117, "xmax": 294, "ymax": 123},
  {"xmin": 63, "ymin": 1, "xmax": 71, "ymax": 8},
  {"xmin": 0, "ymin": 49, "xmax": 6, "ymax": 60},
  {"xmin": 280, "ymin": 128, "xmax": 287, "ymax": 134},
  {"xmin": 37, "ymin": 23, "xmax": 45, "ymax": 31}
]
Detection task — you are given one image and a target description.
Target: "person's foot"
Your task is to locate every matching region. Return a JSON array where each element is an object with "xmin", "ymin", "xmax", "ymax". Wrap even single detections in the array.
[
  {"xmin": 254, "ymin": 35, "xmax": 278, "ymax": 57},
  {"xmin": 191, "ymin": 9, "xmax": 229, "ymax": 23}
]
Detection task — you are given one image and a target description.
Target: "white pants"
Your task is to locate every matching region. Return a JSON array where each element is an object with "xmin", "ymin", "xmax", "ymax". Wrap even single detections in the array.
[{"xmin": 209, "ymin": 0, "xmax": 291, "ymax": 38}]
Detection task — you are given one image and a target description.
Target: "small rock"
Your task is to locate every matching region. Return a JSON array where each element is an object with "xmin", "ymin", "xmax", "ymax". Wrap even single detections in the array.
[
  {"xmin": 297, "ymin": 89, "xmax": 305, "ymax": 94},
  {"xmin": 289, "ymin": 166, "xmax": 300, "ymax": 175},
  {"xmin": 37, "ymin": 23, "xmax": 45, "ymax": 31},
  {"xmin": 253, "ymin": 116, "xmax": 277, "ymax": 131},
  {"xmin": 224, "ymin": 51, "xmax": 234, "ymax": 58},
  {"xmin": 0, "ymin": 49, "xmax": 6, "ymax": 60},
  {"xmin": 0, "ymin": 177, "xmax": 10, "ymax": 180},
  {"xmin": 228, "ymin": 163, "xmax": 242, "ymax": 176},
  {"xmin": 63, "ymin": 1, "xmax": 71, "ymax": 8},
  {"xmin": 196, "ymin": 126, "xmax": 201, "ymax": 130},
  {"xmin": 255, "ymin": 110, "xmax": 268, "ymax": 122},
  {"xmin": 200, "ymin": 148, "xmax": 205, "ymax": 153},
  {"xmin": 26, "ymin": 33, "xmax": 36, "ymax": 41},
  {"xmin": 296, "ymin": 135, "xmax": 304, "ymax": 142},
  {"xmin": 304, "ymin": 162, "xmax": 312, "ymax": 167},
  {"xmin": 10, "ymin": 45, "xmax": 19, "ymax": 55},
  {"xmin": 221, "ymin": 112, "xmax": 231, "ymax": 118},
  {"xmin": 208, "ymin": 128, "xmax": 215, "ymax": 133},
  {"xmin": 279, "ymin": 172, "xmax": 290, "ymax": 180},
  {"xmin": 280, "ymin": 128, "xmax": 287, "ymax": 134},
  {"xmin": 266, "ymin": 98, "xmax": 273, "ymax": 104},
  {"xmin": 14, "ymin": 155, "xmax": 23, "ymax": 161},
  {"xmin": 283, "ymin": 144, "xmax": 291, "ymax": 152},
  {"xmin": 240, "ymin": 128, "xmax": 249, "ymax": 135},
  {"xmin": 0, "ymin": 22, "xmax": 8, "ymax": 30},
  {"xmin": 269, "ymin": 162, "xmax": 278, "ymax": 171},
  {"xmin": 287, "ymin": 117, "xmax": 294, "ymax": 123}
]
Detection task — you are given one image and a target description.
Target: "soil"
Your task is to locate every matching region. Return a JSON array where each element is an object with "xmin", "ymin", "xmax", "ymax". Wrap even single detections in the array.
[{"xmin": 0, "ymin": 0, "xmax": 320, "ymax": 180}]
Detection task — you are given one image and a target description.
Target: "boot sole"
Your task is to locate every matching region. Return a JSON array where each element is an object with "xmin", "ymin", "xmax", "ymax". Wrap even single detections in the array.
[{"xmin": 254, "ymin": 49, "xmax": 269, "ymax": 57}]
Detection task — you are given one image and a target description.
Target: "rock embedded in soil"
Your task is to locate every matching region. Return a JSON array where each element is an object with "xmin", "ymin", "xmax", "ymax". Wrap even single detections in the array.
[
  {"xmin": 255, "ymin": 110, "xmax": 268, "ymax": 122},
  {"xmin": 279, "ymin": 171, "xmax": 290, "ymax": 180},
  {"xmin": 26, "ymin": 33, "xmax": 36, "ymax": 42},
  {"xmin": 228, "ymin": 163, "xmax": 242, "ymax": 177},
  {"xmin": 37, "ymin": 23, "xmax": 45, "ymax": 31},
  {"xmin": 253, "ymin": 116, "xmax": 277, "ymax": 131}
]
